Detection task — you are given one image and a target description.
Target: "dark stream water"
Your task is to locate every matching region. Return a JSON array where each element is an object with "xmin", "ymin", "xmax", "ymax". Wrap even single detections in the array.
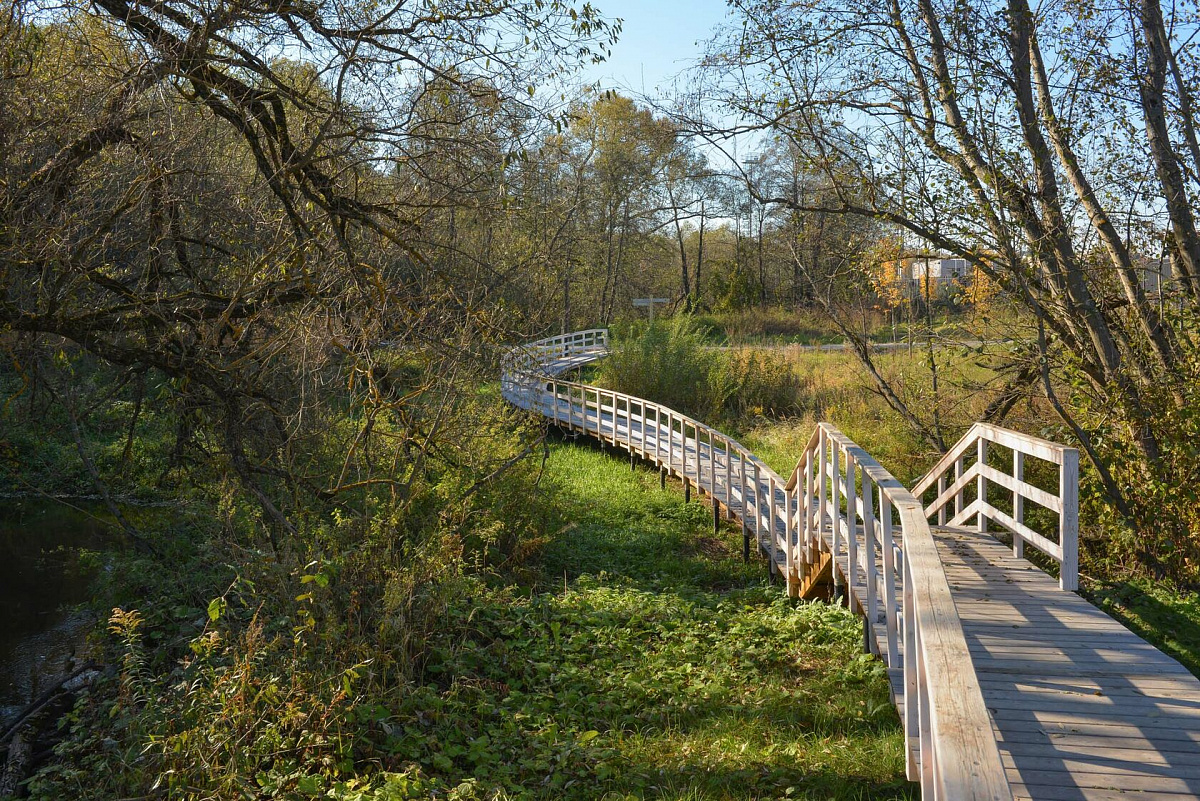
[{"xmin": 0, "ymin": 499, "xmax": 117, "ymax": 728}]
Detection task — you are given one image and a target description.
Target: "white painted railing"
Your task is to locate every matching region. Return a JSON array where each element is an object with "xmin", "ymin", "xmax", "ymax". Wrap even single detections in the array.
[
  {"xmin": 785, "ymin": 424, "xmax": 1012, "ymax": 799},
  {"xmin": 502, "ymin": 329, "xmax": 784, "ymax": 560},
  {"xmin": 502, "ymin": 330, "xmax": 1014, "ymax": 801},
  {"xmin": 912, "ymin": 423, "xmax": 1079, "ymax": 591}
]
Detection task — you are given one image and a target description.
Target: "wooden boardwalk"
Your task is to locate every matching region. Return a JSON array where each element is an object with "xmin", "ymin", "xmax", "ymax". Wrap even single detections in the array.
[
  {"xmin": 501, "ymin": 329, "xmax": 1200, "ymax": 801},
  {"xmin": 938, "ymin": 526, "xmax": 1200, "ymax": 800}
]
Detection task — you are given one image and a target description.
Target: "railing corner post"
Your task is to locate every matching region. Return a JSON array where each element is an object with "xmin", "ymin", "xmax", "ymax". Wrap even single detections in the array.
[{"xmin": 1059, "ymin": 448, "xmax": 1079, "ymax": 592}]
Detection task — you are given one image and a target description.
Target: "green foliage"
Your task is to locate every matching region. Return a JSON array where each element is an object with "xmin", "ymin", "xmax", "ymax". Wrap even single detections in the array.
[
  {"xmin": 314, "ymin": 443, "xmax": 909, "ymax": 801},
  {"xmin": 27, "ymin": 440, "xmax": 911, "ymax": 800},
  {"xmin": 599, "ymin": 316, "xmax": 719, "ymax": 420},
  {"xmin": 599, "ymin": 317, "xmax": 805, "ymax": 426}
]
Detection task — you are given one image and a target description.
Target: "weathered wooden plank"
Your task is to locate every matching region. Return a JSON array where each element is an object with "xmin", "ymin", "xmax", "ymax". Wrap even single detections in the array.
[
  {"xmin": 979, "ymin": 675, "xmax": 1200, "ymax": 694},
  {"xmin": 980, "ymin": 692, "xmax": 1200, "ymax": 719},
  {"xmin": 998, "ymin": 739, "xmax": 1200, "ymax": 767},
  {"xmin": 1007, "ymin": 785, "xmax": 1200, "ymax": 801},
  {"xmin": 1001, "ymin": 767, "xmax": 1200, "ymax": 794},
  {"xmin": 998, "ymin": 752, "xmax": 1200, "ymax": 781},
  {"xmin": 990, "ymin": 714, "xmax": 1200, "ymax": 742}
]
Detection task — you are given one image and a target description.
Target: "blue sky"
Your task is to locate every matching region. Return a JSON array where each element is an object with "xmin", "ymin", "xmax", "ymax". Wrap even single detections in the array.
[{"xmin": 577, "ymin": 0, "xmax": 734, "ymax": 99}]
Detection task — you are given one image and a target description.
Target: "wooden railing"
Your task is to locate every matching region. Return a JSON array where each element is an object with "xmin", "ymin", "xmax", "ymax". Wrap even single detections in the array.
[
  {"xmin": 785, "ymin": 424, "xmax": 1012, "ymax": 799},
  {"xmin": 502, "ymin": 330, "xmax": 1014, "ymax": 801},
  {"xmin": 912, "ymin": 423, "xmax": 1079, "ymax": 591},
  {"xmin": 502, "ymin": 330, "xmax": 784, "ymax": 557}
]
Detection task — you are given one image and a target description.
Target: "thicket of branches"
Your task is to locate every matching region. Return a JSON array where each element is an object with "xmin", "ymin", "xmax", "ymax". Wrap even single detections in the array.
[{"xmin": 694, "ymin": 0, "xmax": 1200, "ymax": 579}]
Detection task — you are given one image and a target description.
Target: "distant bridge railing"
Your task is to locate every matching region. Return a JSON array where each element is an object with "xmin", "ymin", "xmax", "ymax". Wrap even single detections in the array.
[{"xmin": 502, "ymin": 329, "xmax": 1014, "ymax": 801}]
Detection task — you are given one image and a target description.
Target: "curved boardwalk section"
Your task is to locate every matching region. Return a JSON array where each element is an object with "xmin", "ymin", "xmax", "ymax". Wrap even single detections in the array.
[{"xmin": 503, "ymin": 330, "xmax": 1200, "ymax": 801}]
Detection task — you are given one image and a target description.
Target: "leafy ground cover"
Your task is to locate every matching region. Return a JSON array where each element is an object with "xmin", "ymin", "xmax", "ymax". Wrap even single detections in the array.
[{"xmin": 341, "ymin": 442, "xmax": 913, "ymax": 800}]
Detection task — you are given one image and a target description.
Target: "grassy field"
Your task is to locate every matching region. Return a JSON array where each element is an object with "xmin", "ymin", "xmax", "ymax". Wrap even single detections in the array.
[
  {"xmin": 371, "ymin": 440, "xmax": 914, "ymax": 800},
  {"xmin": 731, "ymin": 347, "xmax": 1005, "ymax": 484}
]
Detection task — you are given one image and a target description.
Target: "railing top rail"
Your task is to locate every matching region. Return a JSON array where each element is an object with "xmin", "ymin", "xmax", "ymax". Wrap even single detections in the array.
[
  {"xmin": 913, "ymin": 422, "xmax": 1076, "ymax": 498},
  {"xmin": 971, "ymin": 422, "xmax": 1074, "ymax": 463}
]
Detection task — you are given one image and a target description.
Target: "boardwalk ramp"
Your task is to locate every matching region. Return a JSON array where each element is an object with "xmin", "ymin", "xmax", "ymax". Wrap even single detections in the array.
[{"xmin": 501, "ymin": 329, "xmax": 1200, "ymax": 801}]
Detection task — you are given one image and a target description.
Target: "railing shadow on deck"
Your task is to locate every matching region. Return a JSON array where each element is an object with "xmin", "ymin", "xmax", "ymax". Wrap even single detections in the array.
[{"xmin": 502, "ymin": 329, "xmax": 1014, "ymax": 801}]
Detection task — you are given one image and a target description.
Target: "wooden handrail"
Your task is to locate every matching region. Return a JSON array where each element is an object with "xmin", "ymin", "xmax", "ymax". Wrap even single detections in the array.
[{"xmin": 792, "ymin": 424, "xmax": 1011, "ymax": 799}]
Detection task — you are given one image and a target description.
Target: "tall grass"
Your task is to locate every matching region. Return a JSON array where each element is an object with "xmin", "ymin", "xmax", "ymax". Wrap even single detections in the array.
[
  {"xmin": 599, "ymin": 317, "xmax": 804, "ymax": 424},
  {"xmin": 599, "ymin": 316, "xmax": 717, "ymax": 419}
]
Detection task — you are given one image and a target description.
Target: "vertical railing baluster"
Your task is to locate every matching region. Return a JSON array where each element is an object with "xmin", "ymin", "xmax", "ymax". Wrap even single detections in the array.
[
  {"xmin": 880, "ymin": 488, "xmax": 899, "ymax": 668},
  {"xmin": 769, "ymin": 474, "xmax": 779, "ymax": 572},
  {"xmin": 937, "ymin": 473, "xmax": 947, "ymax": 526},
  {"xmin": 977, "ymin": 438, "xmax": 988, "ymax": 533},
  {"xmin": 741, "ymin": 449, "xmax": 750, "ymax": 564},
  {"xmin": 818, "ymin": 429, "xmax": 828, "ymax": 556},
  {"xmin": 753, "ymin": 460, "xmax": 761, "ymax": 551},
  {"xmin": 724, "ymin": 437, "xmax": 732, "ymax": 514},
  {"xmin": 786, "ymin": 479, "xmax": 796, "ymax": 595},
  {"xmin": 865, "ymin": 475, "xmax": 878, "ymax": 632},
  {"xmin": 1060, "ymin": 449, "xmax": 1079, "ymax": 592},
  {"xmin": 1012, "ymin": 450, "xmax": 1025, "ymax": 559},
  {"xmin": 700, "ymin": 431, "xmax": 710, "ymax": 494},
  {"xmin": 847, "ymin": 451, "xmax": 858, "ymax": 609},
  {"xmin": 954, "ymin": 454, "xmax": 964, "ymax": 521},
  {"xmin": 831, "ymin": 438, "xmax": 843, "ymax": 598},
  {"xmin": 903, "ymin": 547, "xmax": 918, "ymax": 781},
  {"xmin": 803, "ymin": 448, "xmax": 813, "ymax": 571},
  {"xmin": 918, "ymin": 608, "xmax": 933, "ymax": 790}
]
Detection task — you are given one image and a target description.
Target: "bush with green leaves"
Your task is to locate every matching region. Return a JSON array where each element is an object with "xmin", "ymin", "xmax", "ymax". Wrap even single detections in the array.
[{"xmin": 599, "ymin": 316, "xmax": 720, "ymax": 420}]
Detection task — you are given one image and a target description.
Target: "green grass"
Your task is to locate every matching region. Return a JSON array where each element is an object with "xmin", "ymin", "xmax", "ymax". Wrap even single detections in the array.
[{"xmin": 356, "ymin": 442, "xmax": 913, "ymax": 800}]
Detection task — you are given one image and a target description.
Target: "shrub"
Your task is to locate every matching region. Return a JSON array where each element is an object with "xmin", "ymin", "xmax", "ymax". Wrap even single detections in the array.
[
  {"xmin": 598, "ymin": 316, "xmax": 719, "ymax": 420},
  {"xmin": 713, "ymin": 348, "xmax": 805, "ymax": 420},
  {"xmin": 600, "ymin": 318, "xmax": 805, "ymax": 425}
]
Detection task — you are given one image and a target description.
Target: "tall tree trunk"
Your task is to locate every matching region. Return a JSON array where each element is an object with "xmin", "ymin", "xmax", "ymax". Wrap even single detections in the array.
[{"xmin": 1138, "ymin": 0, "xmax": 1200, "ymax": 301}]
